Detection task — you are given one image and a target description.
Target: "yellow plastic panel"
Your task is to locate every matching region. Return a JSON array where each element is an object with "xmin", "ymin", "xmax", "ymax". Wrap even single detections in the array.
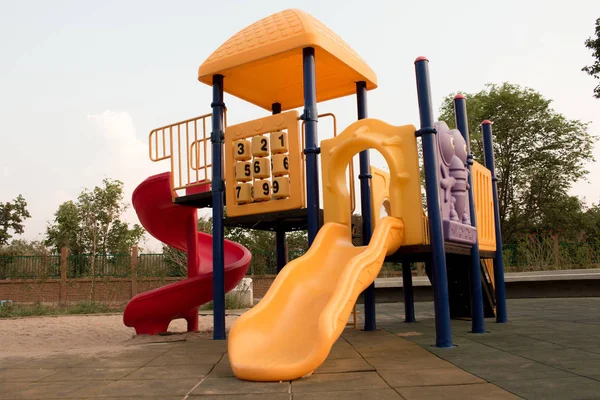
[
  {"xmin": 228, "ymin": 217, "xmax": 404, "ymax": 381},
  {"xmin": 320, "ymin": 119, "xmax": 425, "ymax": 246},
  {"xmin": 234, "ymin": 139, "xmax": 252, "ymax": 161},
  {"xmin": 252, "ymin": 158, "xmax": 271, "ymax": 179},
  {"xmin": 198, "ymin": 9, "xmax": 377, "ymax": 111},
  {"xmin": 270, "ymin": 130, "xmax": 288, "ymax": 154},
  {"xmin": 253, "ymin": 180, "xmax": 271, "ymax": 201},
  {"xmin": 225, "ymin": 110, "xmax": 304, "ymax": 217},
  {"xmin": 482, "ymin": 258, "xmax": 495, "ymax": 291},
  {"xmin": 272, "ymin": 177, "xmax": 290, "ymax": 199},
  {"xmin": 472, "ymin": 161, "xmax": 496, "ymax": 252},
  {"xmin": 235, "ymin": 183, "xmax": 253, "ymax": 204},
  {"xmin": 370, "ymin": 166, "xmax": 391, "ymax": 229},
  {"xmin": 235, "ymin": 162, "xmax": 252, "ymax": 182},
  {"xmin": 252, "ymin": 136, "xmax": 270, "ymax": 157},
  {"xmin": 272, "ymin": 154, "xmax": 290, "ymax": 177}
]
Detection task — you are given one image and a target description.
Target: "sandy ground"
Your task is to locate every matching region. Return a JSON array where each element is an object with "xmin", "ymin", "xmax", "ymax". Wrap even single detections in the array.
[{"xmin": 0, "ymin": 312, "xmax": 242, "ymax": 359}]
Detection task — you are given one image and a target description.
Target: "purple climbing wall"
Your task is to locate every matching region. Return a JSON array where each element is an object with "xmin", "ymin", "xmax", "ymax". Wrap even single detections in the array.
[{"xmin": 435, "ymin": 121, "xmax": 477, "ymax": 245}]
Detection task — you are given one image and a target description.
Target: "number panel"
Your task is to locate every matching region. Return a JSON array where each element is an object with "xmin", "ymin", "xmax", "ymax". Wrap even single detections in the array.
[
  {"xmin": 224, "ymin": 110, "xmax": 305, "ymax": 217},
  {"xmin": 272, "ymin": 177, "xmax": 290, "ymax": 199},
  {"xmin": 252, "ymin": 158, "xmax": 271, "ymax": 179},
  {"xmin": 235, "ymin": 183, "xmax": 253, "ymax": 204},
  {"xmin": 252, "ymin": 136, "xmax": 270, "ymax": 157},
  {"xmin": 270, "ymin": 130, "xmax": 288, "ymax": 154},
  {"xmin": 234, "ymin": 140, "xmax": 252, "ymax": 161},
  {"xmin": 253, "ymin": 180, "xmax": 271, "ymax": 201},
  {"xmin": 272, "ymin": 154, "xmax": 289, "ymax": 177},
  {"xmin": 234, "ymin": 162, "xmax": 252, "ymax": 182}
]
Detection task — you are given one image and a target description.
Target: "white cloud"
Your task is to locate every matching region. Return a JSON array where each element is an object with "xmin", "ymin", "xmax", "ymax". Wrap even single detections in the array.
[
  {"xmin": 2, "ymin": 166, "xmax": 9, "ymax": 178},
  {"xmin": 86, "ymin": 110, "xmax": 165, "ymax": 252}
]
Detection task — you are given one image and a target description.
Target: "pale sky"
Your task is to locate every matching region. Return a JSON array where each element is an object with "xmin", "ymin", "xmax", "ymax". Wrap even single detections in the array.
[{"xmin": 1, "ymin": 0, "xmax": 599, "ymax": 252}]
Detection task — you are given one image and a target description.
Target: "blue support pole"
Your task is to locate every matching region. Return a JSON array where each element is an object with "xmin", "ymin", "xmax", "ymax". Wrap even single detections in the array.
[
  {"xmin": 414, "ymin": 57, "xmax": 453, "ymax": 348},
  {"xmin": 481, "ymin": 121, "xmax": 508, "ymax": 323},
  {"xmin": 272, "ymin": 102, "xmax": 287, "ymax": 274},
  {"xmin": 356, "ymin": 81, "xmax": 376, "ymax": 331},
  {"xmin": 211, "ymin": 74, "xmax": 226, "ymax": 340},
  {"xmin": 454, "ymin": 95, "xmax": 485, "ymax": 334},
  {"xmin": 302, "ymin": 47, "xmax": 320, "ymax": 246},
  {"xmin": 402, "ymin": 261, "xmax": 416, "ymax": 323}
]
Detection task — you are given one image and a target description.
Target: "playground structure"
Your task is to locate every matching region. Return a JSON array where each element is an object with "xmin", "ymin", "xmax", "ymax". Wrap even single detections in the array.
[{"xmin": 123, "ymin": 8, "xmax": 508, "ymax": 382}]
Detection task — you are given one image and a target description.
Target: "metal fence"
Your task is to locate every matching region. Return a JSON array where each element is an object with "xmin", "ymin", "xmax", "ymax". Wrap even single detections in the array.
[
  {"xmin": 0, "ymin": 255, "xmax": 61, "ymax": 279},
  {"xmin": 1, "ymin": 241, "xmax": 599, "ymax": 279}
]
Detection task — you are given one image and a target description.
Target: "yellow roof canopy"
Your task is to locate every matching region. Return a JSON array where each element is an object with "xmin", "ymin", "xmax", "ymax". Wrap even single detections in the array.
[{"xmin": 197, "ymin": 9, "xmax": 377, "ymax": 111}]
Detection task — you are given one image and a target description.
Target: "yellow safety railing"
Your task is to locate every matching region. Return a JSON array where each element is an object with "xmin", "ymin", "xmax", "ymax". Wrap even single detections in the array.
[
  {"xmin": 148, "ymin": 111, "xmax": 227, "ymax": 200},
  {"xmin": 302, "ymin": 113, "xmax": 356, "ymax": 213}
]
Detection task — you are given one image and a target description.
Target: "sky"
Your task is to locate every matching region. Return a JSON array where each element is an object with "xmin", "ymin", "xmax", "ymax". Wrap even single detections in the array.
[{"xmin": 1, "ymin": 0, "xmax": 599, "ymax": 252}]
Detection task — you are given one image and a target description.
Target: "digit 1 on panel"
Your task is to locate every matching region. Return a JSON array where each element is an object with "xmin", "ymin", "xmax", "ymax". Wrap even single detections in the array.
[{"xmin": 270, "ymin": 130, "xmax": 288, "ymax": 154}]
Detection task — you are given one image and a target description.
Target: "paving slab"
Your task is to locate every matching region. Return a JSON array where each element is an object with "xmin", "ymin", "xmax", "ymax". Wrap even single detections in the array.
[
  {"xmin": 378, "ymin": 367, "xmax": 484, "ymax": 388},
  {"xmin": 189, "ymin": 394, "xmax": 290, "ymax": 399},
  {"xmin": 495, "ymin": 376, "xmax": 600, "ymax": 400},
  {"xmin": 291, "ymin": 371, "xmax": 389, "ymax": 393},
  {"xmin": 397, "ymin": 383, "xmax": 521, "ymax": 400},
  {"xmin": 0, "ymin": 367, "xmax": 64, "ymax": 382},
  {"xmin": 0, "ymin": 382, "xmax": 33, "ymax": 400},
  {"xmin": 365, "ymin": 355, "xmax": 453, "ymax": 370},
  {"xmin": 207, "ymin": 362, "xmax": 236, "ymax": 378},
  {"xmin": 146, "ymin": 351, "xmax": 224, "ymax": 366},
  {"xmin": 509, "ymin": 347, "xmax": 600, "ymax": 363},
  {"xmin": 88, "ymin": 378, "xmax": 199, "ymax": 397},
  {"xmin": 123, "ymin": 363, "xmax": 214, "ymax": 380},
  {"xmin": 545, "ymin": 358, "xmax": 600, "ymax": 376},
  {"xmin": 293, "ymin": 388, "xmax": 403, "ymax": 399},
  {"xmin": 7, "ymin": 380, "xmax": 110, "ymax": 399},
  {"xmin": 463, "ymin": 360, "xmax": 575, "ymax": 382},
  {"xmin": 191, "ymin": 376, "xmax": 290, "ymax": 395},
  {"xmin": 314, "ymin": 356, "xmax": 375, "ymax": 374},
  {"xmin": 77, "ymin": 353, "xmax": 159, "ymax": 369},
  {"xmin": 11, "ymin": 354, "xmax": 92, "ymax": 369},
  {"xmin": 41, "ymin": 367, "xmax": 137, "ymax": 381}
]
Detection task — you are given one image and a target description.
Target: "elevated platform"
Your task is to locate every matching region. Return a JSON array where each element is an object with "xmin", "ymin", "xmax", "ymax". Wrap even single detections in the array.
[
  {"xmin": 223, "ymin": 208, "xmax": 324, "ymax": 232},
  {"xmin": 173, "ymin": 192, "xmax": 218, "ymax": 208},
  {"xmin": 385, "ymin": 244, "xmax": 495, "ymax": 263}
]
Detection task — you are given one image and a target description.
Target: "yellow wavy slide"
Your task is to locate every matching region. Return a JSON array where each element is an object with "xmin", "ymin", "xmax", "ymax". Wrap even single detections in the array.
[{"xmin": 228, "ymin": 217, "xmax": 404, "ymax": 381}]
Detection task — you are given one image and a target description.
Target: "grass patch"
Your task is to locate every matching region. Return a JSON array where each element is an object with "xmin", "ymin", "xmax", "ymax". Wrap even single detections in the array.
[
  {"xmin": 200, "ymin": 283, "xmax": 252, "ymax": 311},
  {"xmin": 0, "ymin": 301, "xmax": 124, "ymax": 318}
]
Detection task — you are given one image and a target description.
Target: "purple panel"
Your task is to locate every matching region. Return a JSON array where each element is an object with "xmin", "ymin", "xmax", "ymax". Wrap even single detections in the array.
[{"xmin": 434, "ymin": 121, "xmax": 477, "ymax": 245}]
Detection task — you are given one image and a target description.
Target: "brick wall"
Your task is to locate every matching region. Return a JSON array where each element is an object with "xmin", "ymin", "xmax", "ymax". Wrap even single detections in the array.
[
  {"xmin": 0, "ymin": 277, "xmax": 185, "ymax": 305},
  {"xmin": 0, "ymin": 276, "xmax": 282, "ymax": 305},
  {"xmin": 251, "ymin": 275, "xmax": 276, "ymax": 299}
]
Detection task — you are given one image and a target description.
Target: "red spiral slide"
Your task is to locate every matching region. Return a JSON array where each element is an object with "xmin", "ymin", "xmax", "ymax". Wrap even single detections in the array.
[{"xmin": 123, "ymin": 172, "xmax": 252, "ymax": 335}]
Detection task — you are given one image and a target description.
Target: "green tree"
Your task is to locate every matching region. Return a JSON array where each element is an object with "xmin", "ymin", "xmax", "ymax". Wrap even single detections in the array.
[
  {"xmin": 438, "ymin": 83, "xmax": 595, "ymax": 242},
  {"xmin": 45, "ymin": 201, "xmax": 82, "ymax": 254},
  {"xmin": 0, "ymin": 239, "xmax": 49, "ymax": 256},
  {"xmin": 0, "ymin": 195, "xmax": 31, "ymax": 246},
  {"xmin": 582, "ymin": 203, "xmax": 600, "ymax": 243},
  {"xmin": 46, "ymin": 178, "xmax": 145, "ymax": 298},
  {"xmin": 583, "ymin": 17, "xmax": 600, "ymax": 98},
  {"xmin": 46, "ymin": 178, "xmax": 143, "ymax": 256}
]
